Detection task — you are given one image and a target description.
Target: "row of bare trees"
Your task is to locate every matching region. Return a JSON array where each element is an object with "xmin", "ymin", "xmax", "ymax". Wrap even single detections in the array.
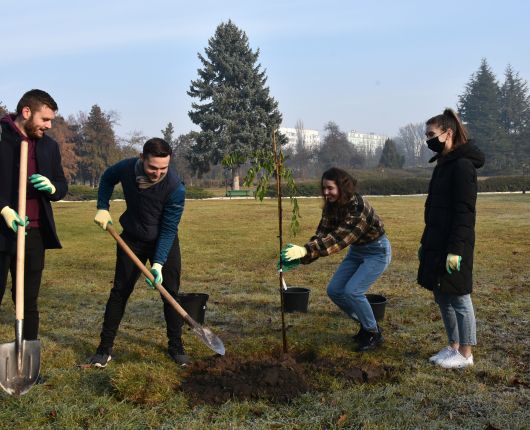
[{"xmin": 0, "ymin": 102, "xmax": 144, "ymax": 186}]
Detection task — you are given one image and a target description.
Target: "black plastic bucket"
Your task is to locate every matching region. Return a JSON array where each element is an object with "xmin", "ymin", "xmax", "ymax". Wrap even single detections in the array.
[
  {"xmin": 282, "ymin": 287, "xmax": 310, "ymax": 313},
  {"xmin": 366, "ymin": 293, "xmax": 387, "ymax": 321},
  {"xmin": 177, "ymin": 293, "xmax": 209, "ymax": 324}
]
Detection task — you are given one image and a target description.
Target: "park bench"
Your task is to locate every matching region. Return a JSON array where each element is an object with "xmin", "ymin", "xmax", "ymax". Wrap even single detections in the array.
[{"xmin": 225, "ymin": 189, "xmax": 255, "ymax": 198}]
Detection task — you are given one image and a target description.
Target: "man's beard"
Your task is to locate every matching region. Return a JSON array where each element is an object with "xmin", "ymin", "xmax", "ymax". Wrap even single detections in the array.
[{"xmin": 23, "ymin": 116, "xmax": 44, "ymax": 139}]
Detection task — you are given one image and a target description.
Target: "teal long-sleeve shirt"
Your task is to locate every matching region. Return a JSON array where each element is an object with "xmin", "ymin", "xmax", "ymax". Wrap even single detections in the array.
[{"xmin": 97, "ymin": 158, "xmax": 185, "ymax": 265}]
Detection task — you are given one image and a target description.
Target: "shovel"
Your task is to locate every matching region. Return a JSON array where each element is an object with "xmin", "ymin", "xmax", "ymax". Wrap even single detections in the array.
[
  {"xmin": 0, "ymin": 140, "xmax": 41, "ymax": 396},
  {"xmin": 106, "ymin": 225, "xmax": 225, "ymax": 356}
]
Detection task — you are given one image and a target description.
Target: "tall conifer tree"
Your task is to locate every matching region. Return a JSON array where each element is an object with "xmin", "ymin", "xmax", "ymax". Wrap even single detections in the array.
[
  {"xmin": 500, "ymin": 65, "xmax": 530, "ymax": 166},
  {"xmin": 79, "ymin": 105, "xmax": 117, "ymax": 186},
  {"xmin": 188, "ymin": 20, "xmax": 283, "ymax": 189},
  {"xmin": 161, "ymin": 122, "xmax": 176, "ymax": 147},
  {"xmin": 458, "ymin": 59, "xmax": 506, "ymax": 171},
  {"xmin": 379, "ymin": 139, "xmax": 404, "ymax": 168}
]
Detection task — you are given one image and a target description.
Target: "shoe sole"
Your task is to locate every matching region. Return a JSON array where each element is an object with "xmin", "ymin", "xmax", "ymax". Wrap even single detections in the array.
[
  {"xmin": 168, "ymin": 353, "xmax": 190, "ymax": 367},
  {"xmin": 439, "ymin": 362, "xmax": 473, "ymax": 369},
  {"xmin": 357, "ymin": 338, "xmax": 384, "ymax": 352},
  {"xmin": 91, "ymin": 357, "xmax": 112, "ymax": 368}
]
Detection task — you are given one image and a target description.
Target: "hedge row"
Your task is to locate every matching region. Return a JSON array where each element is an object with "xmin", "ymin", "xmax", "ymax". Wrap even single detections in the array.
[
  {"xmin": 63, "ymin": 185, "xmax": 213, "ymax": 201},
  {"xmin": 265, "ymin": 178, "xmax": 429, "ymax": 196},
  {"xmin": 185, "ymin": 187, "xmax": 214, "ymax": 199},
  {"xmin": 477, "ymin": 175, "xmax": 530, "ymax": 192},
  {"xmin": 265, "ymin": 175, "xmax": 530, "ymax": 197},
  {"xmin": 62, "ymin": 176, "xmax": 529, "ymax": 201}
]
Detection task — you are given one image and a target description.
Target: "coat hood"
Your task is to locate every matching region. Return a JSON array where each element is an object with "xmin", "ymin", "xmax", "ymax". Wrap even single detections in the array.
[
  {"xmin": 1, "ymin": 114, "xmax": 26, "ymax": 140},
  {"xmin": 0, "ymin": 113, "xmax": 17, "ymax": 128}
]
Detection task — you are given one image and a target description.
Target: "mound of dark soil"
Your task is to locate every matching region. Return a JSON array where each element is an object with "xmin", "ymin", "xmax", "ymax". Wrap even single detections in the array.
[
  {"xmin": 180, "ymin": 350, "xmax": 392, "ymax": 405},
  {"xmin": 180, "ymin": 353, "xmax": 310, "ymax": 404}
]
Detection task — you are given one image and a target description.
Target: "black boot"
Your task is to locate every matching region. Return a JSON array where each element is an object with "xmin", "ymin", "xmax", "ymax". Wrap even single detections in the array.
[
  {"xmin": 357, "ymin": 326, "xmax": 384, "ymax": 352},
  {"xmin": 86, "ymin": 347, "xmax": 113, "ymax": 368},
  {"xmin": 353, "ymin": 325, "xmax": 367, "ymax": 343},
  {"xmin": 168, "ymin": 340, "xmax": 190, "ymax": 366}
]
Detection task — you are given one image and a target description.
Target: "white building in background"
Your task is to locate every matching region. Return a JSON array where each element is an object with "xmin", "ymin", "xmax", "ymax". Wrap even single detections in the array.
[
  {"xmin": 347, "ymin": 130, "xmax": 388, "ymax": 155},
  {"xmin": 279, "ymin": 127, "xmax": 321, "ymax": 151}
]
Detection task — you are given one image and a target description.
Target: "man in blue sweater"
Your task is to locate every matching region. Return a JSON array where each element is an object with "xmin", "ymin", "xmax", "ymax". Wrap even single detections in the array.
[{"xmin": 86, "ymin": 138, "xmax": 188, "ymax": 367}]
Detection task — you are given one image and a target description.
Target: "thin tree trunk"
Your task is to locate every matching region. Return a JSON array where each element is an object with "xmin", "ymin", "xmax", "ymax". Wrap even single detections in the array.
[
  {"xmin": 272, "ymin": 132, "xmax": 288, "ymax": 353},
  {"xmin": 232, "ymin": 166, "xmax": 240, "ymax": 190}
]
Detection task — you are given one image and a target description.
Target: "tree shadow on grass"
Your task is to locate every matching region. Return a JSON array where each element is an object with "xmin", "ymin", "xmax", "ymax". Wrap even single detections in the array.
[{"xmin": 40, "ymin": 327, "xmax": 166, "ymax": 367}]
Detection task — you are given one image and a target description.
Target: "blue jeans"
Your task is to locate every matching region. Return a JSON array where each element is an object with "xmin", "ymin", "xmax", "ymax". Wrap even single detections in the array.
[
  {"xmin": 434, "ymin": 290, "xmax": 477, "ymax": 345},
  {"xmin": 326, "ymin": 235, "xmax": 391, "ymax": 332}
]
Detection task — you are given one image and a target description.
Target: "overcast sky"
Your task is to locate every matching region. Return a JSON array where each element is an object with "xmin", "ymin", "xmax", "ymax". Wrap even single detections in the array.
[{"xmin": 2, "ymin": 0, "xmax": 529, "ymax": 140}]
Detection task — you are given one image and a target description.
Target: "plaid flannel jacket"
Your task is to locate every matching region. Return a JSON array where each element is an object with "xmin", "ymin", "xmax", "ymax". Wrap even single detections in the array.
[{"xmin": 302, "ymin": 193, "xmax": 385, "ymax": 263}]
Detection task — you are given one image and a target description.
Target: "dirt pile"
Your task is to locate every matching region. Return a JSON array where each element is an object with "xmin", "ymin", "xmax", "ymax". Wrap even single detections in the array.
[
  {"xmin": 180, "ymin": 351, "xmax": 392, "ymax": 405},
  {"xmin": 180, "ymin": 353, "xmax": 309, "ymax": 404}
]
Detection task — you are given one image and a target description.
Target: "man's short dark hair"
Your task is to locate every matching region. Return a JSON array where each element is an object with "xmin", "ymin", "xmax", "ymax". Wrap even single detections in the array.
[
  {"xmin": 143, "ymin": 138, "xmax": 172, "ymax": 158},
  {"xmin": 16, "ymin": 89, "xmax": 58, "ymax": 115}
]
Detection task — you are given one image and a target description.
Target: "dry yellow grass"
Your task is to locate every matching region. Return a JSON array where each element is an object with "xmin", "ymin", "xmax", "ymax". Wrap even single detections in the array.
[{"xmin": 0, "ymin": 194, "xmax": 528, "ymax": 429}]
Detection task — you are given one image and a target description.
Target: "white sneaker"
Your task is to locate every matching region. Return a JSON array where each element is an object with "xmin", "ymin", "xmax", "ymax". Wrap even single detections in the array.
[
  {"xmin": 429, "ymin": 346, "xmax": 456, "ymax": 364},
  {"xmin": 439, "ymin": 350, "xmax": 474, "ymax": 369}
]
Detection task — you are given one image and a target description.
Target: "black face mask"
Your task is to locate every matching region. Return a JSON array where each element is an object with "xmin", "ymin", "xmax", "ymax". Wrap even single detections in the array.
[{"xmin": 426, "ymin": 135, "xmax": 445, "ymax": 153}]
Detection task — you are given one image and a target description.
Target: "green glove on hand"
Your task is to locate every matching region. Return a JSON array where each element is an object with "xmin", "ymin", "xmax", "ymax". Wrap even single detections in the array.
[
  {"xmin": 1, "ymin": 206, "xmax": 29, "ymax": 232},
  {"xmin": 29, "ymin": 174, "xmax": 56, "ymax": 194},
  {"xmin": 417, "ymin": 245, "xmax": 422, "ymax": 260},
  {"xmin": 446, "ymin": 253, "xmax": 462, "ymax": 274},
  {"xmin": 146, "ymin": 263, "xmax": 163, "ymax": 289},
  {"xmin": 277, "ymin": 257, "xmax": 301, "ymax": 272},
  {"xmin": 94, "ymin": 209, "xmax": 113, "ymax": 230},
  {"xmin": 281, "ymin": 243, "xmax": 307, "ymax": 262}
]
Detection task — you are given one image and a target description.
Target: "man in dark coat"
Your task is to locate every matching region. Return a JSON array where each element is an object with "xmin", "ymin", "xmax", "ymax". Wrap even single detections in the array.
[
  {"xmin": 0, "ymin": 89, "xmax": 68, "ymax": 340},
  {"xmin": 86, "ymin": 138, "xmax": 188, "ymax": 367}
]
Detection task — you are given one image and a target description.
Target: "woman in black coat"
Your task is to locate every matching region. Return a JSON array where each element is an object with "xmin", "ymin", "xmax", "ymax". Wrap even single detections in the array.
[{"xmin": 418, "ymin": 108, "xmax": 484, "ymax": 369}]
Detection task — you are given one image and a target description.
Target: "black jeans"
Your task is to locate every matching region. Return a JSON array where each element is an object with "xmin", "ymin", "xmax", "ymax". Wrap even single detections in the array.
[
  {"xmin": 0, "ymin": 228, "xmax": 45, "ymax": 340},
  {"xmin": 98, "ymin": 232, "xmax": 183, "ymax": 353}
]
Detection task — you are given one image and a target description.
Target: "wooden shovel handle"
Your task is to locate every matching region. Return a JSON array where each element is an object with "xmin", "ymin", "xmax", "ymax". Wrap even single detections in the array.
[
  {"xmin": 15, "ymin": 140, "xmax": 28, "ymax": 320},
  {"xmin": 105, "ymin": 225, "xmax": 199, "ymax": 329}
]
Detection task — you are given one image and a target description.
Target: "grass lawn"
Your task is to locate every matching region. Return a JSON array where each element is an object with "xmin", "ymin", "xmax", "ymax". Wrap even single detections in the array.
[{"xmin": 0, "ymin": 194, "xmax": 528, "ymax": 429}]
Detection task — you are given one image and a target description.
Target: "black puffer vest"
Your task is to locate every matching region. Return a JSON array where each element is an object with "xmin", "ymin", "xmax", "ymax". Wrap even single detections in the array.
[{"xmin": 118, "ymin": 158, "xmax": 181, "ymax": 242}]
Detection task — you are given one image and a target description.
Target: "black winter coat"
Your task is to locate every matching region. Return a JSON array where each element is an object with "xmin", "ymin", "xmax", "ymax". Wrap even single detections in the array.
[
  {"xmin": 417, "ymin": 142, "xmax": 485, "ymax": 295},
  {"xmin": 0, "ymin": 121, "xmax": 68, "ymax": 251}
]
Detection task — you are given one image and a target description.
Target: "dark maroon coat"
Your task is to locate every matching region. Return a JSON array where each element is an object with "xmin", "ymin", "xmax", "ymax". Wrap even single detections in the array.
[{"xmin": 0, "ymin": 117, "xmax": 67, "ymax": 251}]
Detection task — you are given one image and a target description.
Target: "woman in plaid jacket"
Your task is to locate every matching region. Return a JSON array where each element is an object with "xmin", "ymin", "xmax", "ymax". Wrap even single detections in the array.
[{"xmin": 281, "ymin": 167, "xmax": 391, "ymax": 351}]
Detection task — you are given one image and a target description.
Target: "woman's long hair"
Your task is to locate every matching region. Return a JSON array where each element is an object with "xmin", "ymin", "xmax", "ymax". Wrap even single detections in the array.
[
  {"xmin": 321, "ymin": 168, "xmax": 357, "ymax": 218},
  {"xmin": 426, "ymin": 108, "xmax": 469, "ymax": 147}
]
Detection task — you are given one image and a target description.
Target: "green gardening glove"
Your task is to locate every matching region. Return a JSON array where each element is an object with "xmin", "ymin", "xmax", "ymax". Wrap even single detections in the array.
[
  {"xmin": 29, "ymin": 174, "xmax": 56, "ymax": 194},
  {"xmin": 146, "ymin": 263, "xmax": 163, "ymax": 289},
  {"xmin": 446, "ymin": 254, "xmax": 462, "ymax": 274},
  {"xmin": 277, "ymin": 257, "xmax": 301, "ymax": 272},
  {"xmin": 1, "ymin": 206, "xmax": 29, "ymax": 233},
  {"xmin": 281, "ymin": 243, "xmax": 308, "ymax": 261}
]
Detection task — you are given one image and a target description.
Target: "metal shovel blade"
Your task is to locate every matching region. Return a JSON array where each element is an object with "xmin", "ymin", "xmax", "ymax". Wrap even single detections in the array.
[
  {"xmin": 0, "ymin": 339, "xmax": 41, "ymax": 396},
  {"xmin": 192, "ymin": 326, "xmax": 225, "ymax": 356}
]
